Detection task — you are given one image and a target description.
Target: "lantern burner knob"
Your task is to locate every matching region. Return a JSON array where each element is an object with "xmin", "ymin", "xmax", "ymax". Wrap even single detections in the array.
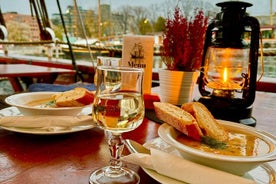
[{"xmin": 212, "ymin": 89, "xmax": 235, "ymax": 98}]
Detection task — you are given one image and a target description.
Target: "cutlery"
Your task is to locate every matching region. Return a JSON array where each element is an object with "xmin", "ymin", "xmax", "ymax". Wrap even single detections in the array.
[{"xmin": 125, "ymin": 139, "xmax": 151, "ymax": 154}]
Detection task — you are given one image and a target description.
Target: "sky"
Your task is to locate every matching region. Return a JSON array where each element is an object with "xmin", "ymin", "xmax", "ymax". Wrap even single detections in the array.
[{"xmin": 0, "ymin": 0, "xmax": 274, "ymax": 17}]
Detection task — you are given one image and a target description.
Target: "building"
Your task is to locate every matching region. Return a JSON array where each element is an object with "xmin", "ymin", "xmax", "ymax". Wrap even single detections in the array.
[
  {"xmin": 3, "ymin": 12, "xmax": 40, "ymax": 41},
  {"xmin": 51, "ymin": 5, "xmax": 98, "ymax": 41},
  {"xmin": 50, "ymin": 4, "xmax": 125, "ymax": 41}
]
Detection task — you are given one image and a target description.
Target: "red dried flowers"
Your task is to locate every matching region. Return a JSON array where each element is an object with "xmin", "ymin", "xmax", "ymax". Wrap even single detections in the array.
[{"xmin": 162, "ymin": 7, "xmax": 208, "ymax": 71}]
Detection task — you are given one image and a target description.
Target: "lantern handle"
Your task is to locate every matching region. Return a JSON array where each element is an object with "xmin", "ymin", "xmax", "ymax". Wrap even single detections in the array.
[{"xmin": 257, "ymin": 33, "xmax": 264, "ymax": 82}]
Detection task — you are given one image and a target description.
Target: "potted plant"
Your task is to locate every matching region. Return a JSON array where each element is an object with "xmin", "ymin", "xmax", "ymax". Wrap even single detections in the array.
[{"xmin": 159, "ymin": 6, "xmax": 208, "ymax": 105}]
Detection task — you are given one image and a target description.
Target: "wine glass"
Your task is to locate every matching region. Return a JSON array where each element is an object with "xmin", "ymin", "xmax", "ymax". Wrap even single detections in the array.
[{"xmin": 90, "ymin": 66, "xmax": 144, "ymax": 184}]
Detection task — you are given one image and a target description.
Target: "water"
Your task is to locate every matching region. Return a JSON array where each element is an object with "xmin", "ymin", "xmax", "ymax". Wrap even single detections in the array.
[
  {"xmin": 1, "ymin": 49, "xmax": 275, "ymax": 96},
  {"xmin": 4, "ymin": 44, "xmax": 276, "ymax": 78},
  {"xmin": 260, "ymin": 56, "xmax": 276, "ymax": 78}
]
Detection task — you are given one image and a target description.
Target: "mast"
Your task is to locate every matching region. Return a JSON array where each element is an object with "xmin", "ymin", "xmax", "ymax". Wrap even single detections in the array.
[
  {"xmin": 270, "ymin": 0, "xmax": 273, "ymax": 26},
  {"xmin": 73, "ymin": 0, "xmax": 78, "ymax": 38},
  {"xmin": 98, "ymin": 0, "xmax": 101, "ymax": 39}
]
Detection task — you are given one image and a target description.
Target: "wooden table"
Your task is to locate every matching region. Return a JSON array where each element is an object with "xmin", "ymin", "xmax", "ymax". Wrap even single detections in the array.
[
  {"xmin": 0, "ymin": 64, "xmax": 76, "ymax": 92},
  {"xmin": 0, "ymin": 91, "xmax": 275, "ymax": 184}
]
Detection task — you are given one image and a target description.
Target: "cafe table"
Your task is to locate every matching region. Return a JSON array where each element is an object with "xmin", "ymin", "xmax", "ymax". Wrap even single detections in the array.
[
  {"xmin": 0, "ymin": 90, "xmax": 276, "ymax": 184},
  {"xmin": 0, "ymin": 64, "xmax": 76, "ymax": 92}
]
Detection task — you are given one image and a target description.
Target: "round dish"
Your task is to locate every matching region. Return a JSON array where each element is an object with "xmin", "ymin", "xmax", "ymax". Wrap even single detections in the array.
[
  {"xmin": 141, "ymin": 162, "xmax": 275, "ymax": 184},
  {"xmin": 0, "ymin": 106, "xmax": 93, "ymax": 135},
  {"xmin": 5, "ymin": 92, "xmax": 87, "ymax": 116},
  {"xmin": 158, "ymin": 121, "xmax": 276, "ymax": 176}
]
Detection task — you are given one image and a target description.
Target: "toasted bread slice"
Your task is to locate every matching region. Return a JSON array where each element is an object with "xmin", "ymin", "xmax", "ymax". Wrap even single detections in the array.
[
  {"xmin": 181, "ymin": 102, "xmax": 229, "ymax": 142},
  {"xmin": 54, "ymin": 87, "xmax": 94, "ymax": 107},
  {"xmin": 154, "ymin": 102, "xmax": 203, "ymax": 141}
]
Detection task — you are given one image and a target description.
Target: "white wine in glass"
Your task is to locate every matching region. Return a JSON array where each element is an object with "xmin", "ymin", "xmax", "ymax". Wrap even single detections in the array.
[{"xmin": 90, "ymin": 66, "xmax": 144, "ymax": 184}]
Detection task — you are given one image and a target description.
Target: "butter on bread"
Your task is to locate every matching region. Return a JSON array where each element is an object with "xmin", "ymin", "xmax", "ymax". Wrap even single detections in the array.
[
  {"xmin": 181, "ymin": 102, "xmax": 229, "ymax": 142},
  {"xmin": 53, "ymin": 87, "xmax": 94, "ymax": 107},
  {"xmin": 153, "ymin": 102, "xmax": 203, "ymax": 141}
]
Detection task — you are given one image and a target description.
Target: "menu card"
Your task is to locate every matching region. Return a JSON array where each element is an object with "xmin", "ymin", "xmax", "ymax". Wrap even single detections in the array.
[{"xmin": 122, "ymin": 35, "xmax": 154, "ymax": 94}]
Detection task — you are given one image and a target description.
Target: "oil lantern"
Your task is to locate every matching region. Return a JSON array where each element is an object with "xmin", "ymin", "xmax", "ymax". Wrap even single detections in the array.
[{"xmin": 198, "ymin": 1, "xmax": 260, "ymax": 126}]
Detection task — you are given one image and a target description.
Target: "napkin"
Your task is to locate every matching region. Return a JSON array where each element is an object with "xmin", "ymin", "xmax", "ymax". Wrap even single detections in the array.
[
  {"xmin": 122, "ymin": 148, "xmax": 255, "ymax": 184},
  {"xmin": 0, "ymin": 115, "xmax": 95, "ymax": 131}
]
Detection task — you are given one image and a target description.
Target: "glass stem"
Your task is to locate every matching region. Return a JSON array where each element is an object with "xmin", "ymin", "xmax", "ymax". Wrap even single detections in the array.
[{"xmin": 107, "ymin": 133, "xmax": 124, "ymax": 175}]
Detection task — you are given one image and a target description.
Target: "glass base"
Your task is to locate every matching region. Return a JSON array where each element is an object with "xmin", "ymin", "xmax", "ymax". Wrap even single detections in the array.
[{"xmin": 89, "ymin": 166, "xmax": 140, "ymax": 184}]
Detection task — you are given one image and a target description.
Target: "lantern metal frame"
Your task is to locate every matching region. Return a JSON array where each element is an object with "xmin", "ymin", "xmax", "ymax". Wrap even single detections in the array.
[{"xmin": 198, "ymin": 1, "xmax": 260, "ymax": 126}]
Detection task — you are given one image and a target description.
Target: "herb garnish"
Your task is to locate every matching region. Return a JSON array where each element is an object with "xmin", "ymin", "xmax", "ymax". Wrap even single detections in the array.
[
  {"xmin": 43, "ymin": 100, "xmax": 56, "ymax": 108},
  {"xmin": 201, "ymin": 136, "xmax": 227, "ymax": 149}
]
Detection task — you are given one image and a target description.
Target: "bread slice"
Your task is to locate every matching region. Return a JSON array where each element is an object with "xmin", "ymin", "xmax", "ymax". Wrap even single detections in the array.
[
  {"xmin": 153, "ymin": 102, "xmax": 203, "ymax": 141},
  {"xmin": 54, "ymin": 87, "xmax": 94, "ymax": 107},
  {"xmin": 181, "ymin": 102, "xmax": 229, "ymax": 142}
]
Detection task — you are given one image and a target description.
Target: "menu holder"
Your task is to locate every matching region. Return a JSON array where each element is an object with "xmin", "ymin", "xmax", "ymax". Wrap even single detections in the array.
[{"xmin": 122, "ymin": 35, "xmax": 154, "ymax": 94}]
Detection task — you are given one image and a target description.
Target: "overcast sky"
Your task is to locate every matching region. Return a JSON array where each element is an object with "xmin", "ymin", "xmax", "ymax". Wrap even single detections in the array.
[{"xmin": 0, "ymin": 0, "xmax": 273, "ymax": 17}]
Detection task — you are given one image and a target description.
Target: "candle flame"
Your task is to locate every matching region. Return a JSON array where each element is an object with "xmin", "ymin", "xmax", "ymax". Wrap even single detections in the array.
[{"xmin": 223, "ymin": 67, "xmax": 228, "ymax": 83}]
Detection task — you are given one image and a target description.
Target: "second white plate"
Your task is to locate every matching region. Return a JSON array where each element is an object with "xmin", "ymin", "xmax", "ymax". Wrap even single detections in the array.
[{"xmin": 0, "ymin": 106, "xmax": 94, "ymax": 135}]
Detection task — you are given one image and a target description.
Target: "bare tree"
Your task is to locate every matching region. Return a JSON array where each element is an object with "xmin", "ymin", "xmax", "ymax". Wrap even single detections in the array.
[
  {"xmin": 117, "ymin": 5, "xmax": 133, "ymax": 34},
  {"xmin": 6, "ymin": 21, "xmax": 31, "ymax": 41},
  {"xmin": 147, "ymin": 4, "xmax": 161, "ymax": 23},
  {"xmin": 163, "ymin": 0, "xmax": 217, "ymax": 17},
  {"xmin": 109, "ymin": 0, "xmax": 217, "ymax": 36},
  {"xmin": 116, "ymin": 5, "xmax": 150, "ymax": 34},
  {"xmin": 131, "ymin": 6, "xmax": 149, "ymax": 34}
]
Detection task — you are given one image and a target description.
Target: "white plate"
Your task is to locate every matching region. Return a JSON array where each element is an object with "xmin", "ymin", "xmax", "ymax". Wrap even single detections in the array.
[
  {"xmin": 158, "ymin": 122, "xmax": 276, "ymax": 176},
  {"xmin": 142, "ymin": 162, "xmax": 276, "ymax": 184},
  {"xmin": 141, "ymin": 138, "xmax": 276, "ymax": 184},
  {"xmin": 0, "ymin": 106, "xmax": 94, "ymax": 135},
  {"xmin": 142, "ymin": 168, "xmax": 184, "ymax": 184}
]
